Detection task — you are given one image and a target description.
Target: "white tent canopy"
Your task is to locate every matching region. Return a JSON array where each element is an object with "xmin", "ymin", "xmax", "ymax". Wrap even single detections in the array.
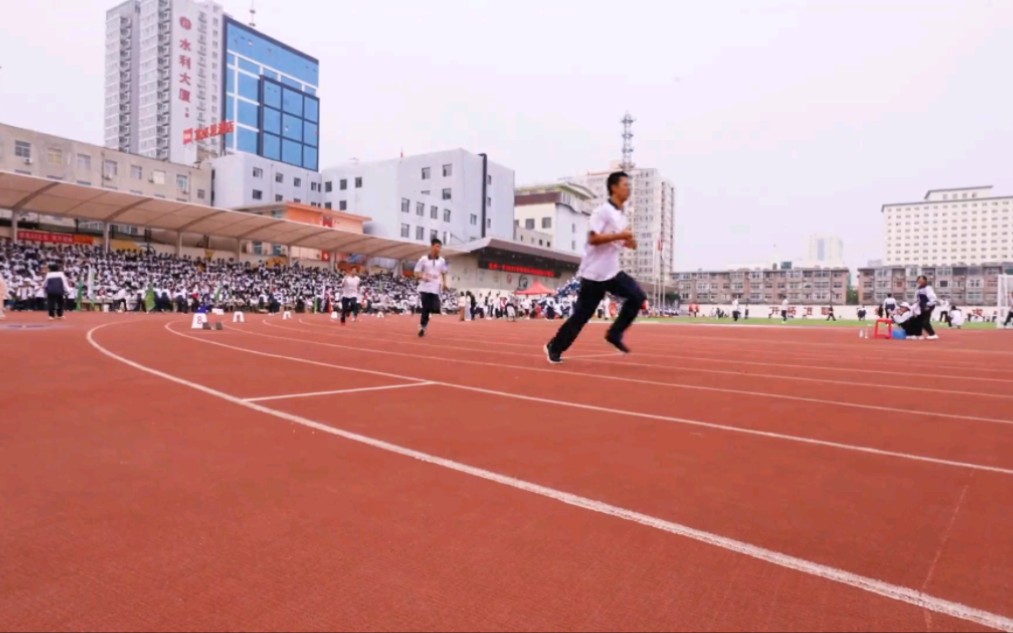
[{"xmin": 0, "ymin": 170, "xmax": 448, "ymax": 261}]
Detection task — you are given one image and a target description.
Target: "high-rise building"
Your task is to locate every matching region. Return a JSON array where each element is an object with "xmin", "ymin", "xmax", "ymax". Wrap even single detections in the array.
[
  {"xmin": 222, "ymin": 17, "xmax": 320, "ymax": 171},
  {"xmin": 572, "ymin": 162, "xmax": 675, "ymax": 282},
  {"xmin": 104, "ymin": 0, "xmax": 319, "ymax": 171},
  {"xmin": 807, "ymin": 234, "xmax": 845, "ymax": 267},
  {"xmin": 883, "ymin": 186, "xmax": 1013, "ymax": 265},
  {"xmin": 320, "ymin": 149, "xmax": 515, "ymax": 246},
  {"xmin": 105, "ymin": 0, "xmax": 224, "ymax": 164}
]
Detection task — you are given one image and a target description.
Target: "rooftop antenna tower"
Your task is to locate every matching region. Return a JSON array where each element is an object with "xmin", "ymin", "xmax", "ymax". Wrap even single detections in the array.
[
  {"xmin": 620, "ymin": 111, "xmax": 635, "ymax": 172},
  {"xmin": 249, "ymin": 0, "xmax": 256, "ymax": 28}
]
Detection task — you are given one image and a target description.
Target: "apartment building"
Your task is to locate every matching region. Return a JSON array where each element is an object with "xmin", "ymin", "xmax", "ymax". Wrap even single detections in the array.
[
  {"xmin": 672, "ymin": 266, "xmax": 850, "ymax": 305},
  {"xmin": 514, "ymin": 181, "xmax": 594, "ymax": 255},
  {"xmin": 857, "ymin": 262, "xmax": 1013, "ymax": 307}
]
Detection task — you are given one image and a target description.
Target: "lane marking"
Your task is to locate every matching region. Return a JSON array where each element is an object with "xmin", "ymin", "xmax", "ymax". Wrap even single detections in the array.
[
  {"xmin": 244, "ymin": 381, "xmax": 435, "ymax": 403},
  {"xmin": 272, "ymin": 319, "xmax": 1013, "ymax": 428},
  {"xmin": 174, "ymin": 321, "xmax": 1013, "ymax": 476},
  {"xmin": 85, "ymin": 322, "xmax": 1013, "ymax": 632}
]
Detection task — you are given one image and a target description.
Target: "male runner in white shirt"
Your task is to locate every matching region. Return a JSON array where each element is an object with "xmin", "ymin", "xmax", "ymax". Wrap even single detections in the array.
[
  {"xmin": 413, "ymin": 237, "xmax": 449, "ymax": 337},
  {"xmin": 339, "ymin": 271, "xmax": 361, "ymax": 325},
  {"xmin": 544, "ymin": 171, "xmax": 645, "ymax": 364}
]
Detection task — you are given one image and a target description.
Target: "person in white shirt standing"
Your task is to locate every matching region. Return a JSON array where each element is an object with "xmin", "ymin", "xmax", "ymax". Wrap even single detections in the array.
[
  {"xmin": 339, "ymin": 271, "xmax": 361, "ymax": 325},
  {"xmin": 413, "ymin": 237, "xmax": 449, "ymax": 337},
  {"xmin": 545, "ymin": 171, "xmax": 645, "ymax": 364},
  {"xmin": 915, "ymin": 275, "xmax": 939, "ymax": 340},
  {"xmin": 43, "ymin": 263, "xmax": 71, "ymax": 320}
]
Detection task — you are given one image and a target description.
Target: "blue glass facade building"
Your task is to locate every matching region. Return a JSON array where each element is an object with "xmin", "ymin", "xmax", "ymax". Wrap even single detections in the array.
[{"xmin": 222, "ymin": 17, "xmax": 320, "ymax": 171}]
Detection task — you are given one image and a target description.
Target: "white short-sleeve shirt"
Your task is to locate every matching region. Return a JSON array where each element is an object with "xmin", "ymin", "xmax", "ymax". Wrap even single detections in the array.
[
  {"xmin": 414, "ymin": 256, "xmax": 448, "ymax": 294},
  {"xmin": 340, "ymin": 275, "xmax": 361, "ymax": 299},
  {"xmin": 579, "ymin": 201, "xmax": 627, "ymax": 282}
]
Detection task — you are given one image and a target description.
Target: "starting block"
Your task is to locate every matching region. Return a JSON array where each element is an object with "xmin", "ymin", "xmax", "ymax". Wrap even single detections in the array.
[
  {"xmin": 283, "ymin": 310, "xmax": 292, "ymax": 320},
  {"xmin": 232, "ymin": 311, "xmax": 245, "ymax": 323},
  {"xmin": 191, "ymin": 313, "xmax": 208, "ymax": 330},
  {"xmin": 330, "ymin": 311, "xmax": 339, "ymax": 320},
  {"xmin": 873, "ymin": 318, "xmax": 893, "ymax": 340},
  {"xmin": 211, "ymin": 308, "xmax": 225, "ymax": 316},
  {"xmin": 201, "ymin": 322, "xmax": 224, "ymax": 331}
]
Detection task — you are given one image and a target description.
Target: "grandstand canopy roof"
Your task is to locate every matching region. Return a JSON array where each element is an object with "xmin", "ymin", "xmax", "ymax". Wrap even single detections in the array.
[
  {"xmin": 458, "ymin": 237, "xmax": 582, "ymax": 266},
  {"xmin": 0, "ymin": 170, "xmax": 448, "ymax": 261}
]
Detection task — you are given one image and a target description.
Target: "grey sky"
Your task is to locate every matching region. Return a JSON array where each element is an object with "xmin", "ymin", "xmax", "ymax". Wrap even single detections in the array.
[{"xmin": 1, "ymin": 0, "xmax": 1011, "ymax": 270}]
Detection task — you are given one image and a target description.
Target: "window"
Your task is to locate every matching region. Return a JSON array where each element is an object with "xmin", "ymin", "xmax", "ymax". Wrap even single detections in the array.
[
  {"xmin": 43, "ymin": 147, "xmax": 62, "ymax": 166},
  {"xmin": 487, "ymin": 196, "xmax": 491, "ymax": 207},
  {"xmin": 442, "ymin": 164, "xmax": 452, "ymax": 177},
  {"xmin": 571, "ymin": 240, "xmax": 576, "ymax": 251},
  {"xmin": 486, "ymin": 218, "xmax": 492, "ymax": 229},
  {"xmin": 275, "ymin": 172, "xmax": 284, "ymax": 183},
  {"xmin": 430, "ymin": 205, "xmax": 438, "ymax": 219},
  {"xmin": 103, "ymin": 160, "xmax": 118, "ymax": 178},
  {"xmin": 401, "ymin": 198, "xmax": 410, "ymax": 213},
  {"xmin": 470, "ymin": 214, "xmax": 478, "ymax": 226},
  {"xmin": 294, "ymin": 177, "xmax": 302, "ymax": 187},
  {"xmin": 14, "ymin": 140, "xmax": 31, "ymax": 160},
  {"xmin": 177, "ymin": 174, "xmax": 189, "ymax": 191},
  {"xmin": 252, "ymin": 189, "xmax": 263, "ymax": 200},
  {"xmin": 275, "ymin": 194, "xmax": 284, "ymax": 202},
  {"xmin": 76, "ymin": 154, "xmax": 91, "ymax": 171},
  {"xmin": 421, "ymin": 167, "xmax": 431, "ymax": 180},
  {"xmin": 442, "ymin": 188, "xmax": 452, "ymax": 200},
  {"xmin": 152, "ymin": 170, "xmax": 165, "ymax": 185},
  {"xmin": 324, "ymin": 202, "xmax": 332, "ymax": 209},
  {"xmin": 541, "ymin": 217, "xmax": 552, "ymax": 229},
  {"xmin": 310, "ymin": 182, "xmax": 318, "ymax": 192},
  {"xmin": 430, "ymin": 229, "xmax": 439, "ymax": 241},
  {"xmin": 487, "ymin": 175, "xmax": 492, "ymax": 185},
  {"xmin": 443, "ymin": 209, "xmax": 451, "ymax": 222},
  {"xmin": 325, "ymin": 180, "xmax": 332, "ymax": 192},
  {"xmin": 525, "ymin": 218, "xmax": 535, "ymax": 229},
  {"xmin": 421, "ymin": 190, "xmax": 430, "ymax": 196},
  {"xmin": 401, "ymin": 223, "xmax": 410, "ymax": 238},
  {"xmin": 339, "ymin": 200, "xmax": 347, "ymax": 211},
  {"xmin": 416, "ymin": 202, "xmax": 425, "ymax": 216},
  {"xmin": 293, "ymin": 198, "xmax": 301, "ymax": 204},
  {"xmin": 340, "ymin": 179, "xmax": 347, "ymax": 190},
  {"xmin": 131, "ymin": 165, "xmax": 143, "ymax": 180},
  {"xmin": 416, "ymin": 226, "xmax": 425, "ymax": 241},
  {"xmin": 355, "ymin": 177, "xmax": 362, "ymax": 188},
  {"xmin": 253, "ymin": 167, "xmax": 264, "ymax": 178}
]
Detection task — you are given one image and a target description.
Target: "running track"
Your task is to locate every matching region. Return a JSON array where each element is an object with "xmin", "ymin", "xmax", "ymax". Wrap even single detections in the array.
[{"xmin": 1, "ymin": 312, "xmax": 1011, "ymax": 631}]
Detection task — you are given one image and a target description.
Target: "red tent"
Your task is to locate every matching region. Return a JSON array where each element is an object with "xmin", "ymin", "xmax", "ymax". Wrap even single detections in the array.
[{"xmin": 515, "ymin": 281, "xmax": 554, "ymax": 296}]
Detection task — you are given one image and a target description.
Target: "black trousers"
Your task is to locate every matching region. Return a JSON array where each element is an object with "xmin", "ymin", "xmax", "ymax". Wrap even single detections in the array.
[
  {"xmin": 419, "ymin": 292, "xmax": 440, "ymax": 327},
  {"xmin": 340, "ymin": 297, "xmax": 359, "ymax": 323},
  {"xmin": 920, "ymin": 309, "xmax": 936, "ymax": 336},
  {"xmin": 1005, "ymin": 310, "xmax": 1013, "ymax": 327},
  {"xmin": 548, "ymin": 272, "xmax": 645, "ymax": 355},
  {"xmin": 47, "ymin": 293, "xmax": 64, "ymax": 318}
]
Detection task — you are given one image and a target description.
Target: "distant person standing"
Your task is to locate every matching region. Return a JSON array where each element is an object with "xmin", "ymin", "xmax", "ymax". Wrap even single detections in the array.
[
  {"xmin": 1004, "ymin": 293, "xmax": 1013, "ymax": 328},
  {"xmin": 780, "ymin": 297, "xmax": 789, "ymax": 323},
  {"xmin": 414, "ymin": 238, "xmax": 448, "ymax": 338},
  {"xmin": 339, "ymin": 271, "xmax": 361, "ymax": 325},
  {"xmin": 883, "ymin": 293, "xmax": 897, "ymax": 318},
  {"xmin": 914, "ymin": 275, "xmax": 939, "ymax": 340},
  {"xmin": 825, "ymin": 304, "xmax": 836, "ymax": 321},
  {"xmin": 43, "ymin": 263, "xmax": 70, "ymax": 320},
  {"xmin": 0, "ymin": 275, "xmax": 8, "ymax": 319},
  {"xmin": 544, "ymin": 171, "xmax": 646, "ymax": 364},
  {"xmin": 731, "ymin": 297, "xmax": 741, "ymax": 322}
]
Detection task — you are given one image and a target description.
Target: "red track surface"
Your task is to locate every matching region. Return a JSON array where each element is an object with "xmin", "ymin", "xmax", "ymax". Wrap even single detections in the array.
[{"xmin": 1, "ymin": 312, "xmax": 1011, "ymax": 631}]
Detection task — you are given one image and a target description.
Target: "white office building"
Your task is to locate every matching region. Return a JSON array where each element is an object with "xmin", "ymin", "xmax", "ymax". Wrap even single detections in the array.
[
  {"xmin": 209, "ymin": 153, "xmax": 323, "ymax": 209},
  {"xmin": 320, "ymin": 149, "xmax": 515, "ymax": 246},
  {"xmin": 514, "ymin": 181, "xmax": 595, "ymax": 255},
  {"xmin": 105, "ymin": 0, "xmax": 224, "ymax": 164},
  {"xmin": 883, "ymin": 186, "xmax": 1013, "ymax": 265},
  {"xmin": 807, "ymin": 234, "xmax": 845, "ymax": 268},
  {"xmin": 572, "ymin": 163, "xmax": 676, "ymax": 282}
]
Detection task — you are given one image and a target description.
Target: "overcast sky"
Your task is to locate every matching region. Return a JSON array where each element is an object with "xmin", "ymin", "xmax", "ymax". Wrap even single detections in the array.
[{"xmin": 1, "ymin": 0, "xmax": 1011, "ymax": 270}]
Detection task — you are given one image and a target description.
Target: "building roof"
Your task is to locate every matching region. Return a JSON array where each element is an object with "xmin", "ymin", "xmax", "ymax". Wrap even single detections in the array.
[
  {"xmin": 456, "ymin": 237, "xmax": 583, "ymax": 266},
  {"xmin": 515, "ymin": 181, "xmax": 596, "ymax": 200},
  {"xmin": 0, "ymin": 170, "xmax": 448, "ymax": 261}
]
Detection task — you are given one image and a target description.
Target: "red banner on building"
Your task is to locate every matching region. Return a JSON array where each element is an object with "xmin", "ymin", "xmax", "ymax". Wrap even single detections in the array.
[{"xmin": 18, "ymin": 230, "xmax": 94, "ymax": 245}]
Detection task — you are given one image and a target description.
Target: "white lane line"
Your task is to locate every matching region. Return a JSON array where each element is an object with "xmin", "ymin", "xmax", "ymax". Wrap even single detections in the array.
[
  {"xmin": 277, "ymin": 319, "xmax": 1013, "ymax": 428},
  {"xmin": 244, "ymin": 382, "xmax": 435, "ymax": 403},
  {"xmin": 565, "ymin": 352, "xmax": 627, "ymax": 360},
  {"xmin": 84, "ymin": 322, "xmax": 1013, "ymax": 633},
  {"xmin": 175, "ymin": 322, "xmax": 1013, "ymax": 476}
]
